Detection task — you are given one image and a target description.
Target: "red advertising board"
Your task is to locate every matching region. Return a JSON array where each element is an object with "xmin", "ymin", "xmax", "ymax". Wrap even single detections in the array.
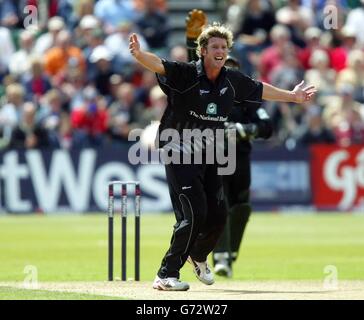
[{"xmin": 310, "ymin": 145, "xmax": 364, "ymax": 210}]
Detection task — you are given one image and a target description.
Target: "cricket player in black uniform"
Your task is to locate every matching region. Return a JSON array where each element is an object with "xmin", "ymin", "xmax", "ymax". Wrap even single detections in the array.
[
  {"xmin": 129, "ymin": 22, "xmax": 316, "ymax": 291},
  {"xmin": 185, "ymin": 10, "xmax": 273, "ymax": 278}
]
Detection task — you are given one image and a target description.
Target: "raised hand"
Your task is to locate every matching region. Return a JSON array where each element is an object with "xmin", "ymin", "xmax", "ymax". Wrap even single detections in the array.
[
  {"xmin": 129, "ymin": 33, "xmax": 141, "ymax": 58},
  {"xmin": 292, "ymin": 81, "xmax": 317, "ymax": 103},
  {"xmin": 186, "ymin": 9, "xmax": 208, "ymax": 39}
]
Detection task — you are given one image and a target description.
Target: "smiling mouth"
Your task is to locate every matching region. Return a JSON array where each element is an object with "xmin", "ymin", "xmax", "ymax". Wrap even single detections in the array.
[{"xmin": 215, "ymin": 57, "xmax": 224, "ymax": 61}]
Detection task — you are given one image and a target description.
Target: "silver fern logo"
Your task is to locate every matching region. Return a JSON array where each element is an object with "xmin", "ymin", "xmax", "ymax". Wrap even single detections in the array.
[{"xmin": 220, "ymin": 87, "xmax": 228, "ymax": 96}]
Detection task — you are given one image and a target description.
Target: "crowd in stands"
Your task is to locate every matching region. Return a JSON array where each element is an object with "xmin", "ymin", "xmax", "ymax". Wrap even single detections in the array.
[{"xmin": 0, "ymin": 0, "xmax": 363, "ymax": 151}]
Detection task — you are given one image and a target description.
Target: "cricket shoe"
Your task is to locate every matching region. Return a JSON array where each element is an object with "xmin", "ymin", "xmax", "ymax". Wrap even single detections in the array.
[
  {"xmin": 187, "ymin": 256, "xmax": 214, "ymax": 285},
  {"xmin": 213, "ymin": 252, "xmax": 232, "ymax": 278},
  {"xmin": 214, "ymin": 261, "xmax": 232, "ymax": 278},
  {"xmin": 152, "ymin": 276, "xmax": 190, "ymax": 291}
]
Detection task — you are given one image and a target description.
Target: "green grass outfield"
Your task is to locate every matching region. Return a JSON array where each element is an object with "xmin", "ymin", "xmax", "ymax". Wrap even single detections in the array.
[{"xmin": 0, "ymin": 213, "xmax": 363, "ymax": 299}]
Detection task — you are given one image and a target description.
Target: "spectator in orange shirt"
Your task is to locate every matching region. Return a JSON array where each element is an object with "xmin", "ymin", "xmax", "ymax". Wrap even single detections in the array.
[{"xmin": 44, "ymin": 29, "xmax": 86, "ymax": 81}]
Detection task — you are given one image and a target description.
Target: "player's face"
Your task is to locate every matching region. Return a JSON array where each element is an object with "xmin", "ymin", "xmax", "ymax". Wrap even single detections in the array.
[{"xmin": 201, "ymin": 37, "xmax": 228, "ymax": 70}]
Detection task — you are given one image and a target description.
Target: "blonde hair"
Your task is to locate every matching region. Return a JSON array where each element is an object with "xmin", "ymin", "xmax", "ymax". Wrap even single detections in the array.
[
  {"xmin": 6, "ymin": 83, "xmax": 25, "ymax": 99},
  {"xmin": 347, "ymin": 49, "xmax": 364, "ymax": 69},
  {"xmin": 196, "ymin": 22, "xmax": 234, "ymax": 57}
]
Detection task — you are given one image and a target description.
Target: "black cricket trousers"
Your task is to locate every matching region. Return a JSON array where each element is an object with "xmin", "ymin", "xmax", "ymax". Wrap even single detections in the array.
[{"xmin": 157, "ymin": 162, "xmax": 228, "ymax": 279}]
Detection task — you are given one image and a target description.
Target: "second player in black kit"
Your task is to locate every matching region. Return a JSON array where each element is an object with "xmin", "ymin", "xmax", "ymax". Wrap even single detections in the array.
[{"xmin": 213, "ymin": 57, "xmax": 273, "ymax": 277}]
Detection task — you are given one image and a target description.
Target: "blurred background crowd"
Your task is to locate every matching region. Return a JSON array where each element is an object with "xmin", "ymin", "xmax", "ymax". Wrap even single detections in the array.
[{"xmin": 0, "ymin": 0, "xmax": 364, "ymax": 151}]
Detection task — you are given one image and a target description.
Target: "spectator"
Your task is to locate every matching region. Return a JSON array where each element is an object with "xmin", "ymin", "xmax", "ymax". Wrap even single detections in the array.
[
  {"xmin": 48, "ymin": 111, "xmax": 75, "ymax": 149},
  {"xmin": 134, "ymin": 70, "xmax": 158, "ymax": 107},
  {"xmin": 8, "ymin": 30, "xmax": 37, "ymax": 78},
  {"xmin": 8, "ymin": 102, "xmax": 50, "ymax": 149},
  {"xmin": 57, "ymin": 0, "xmax": 79, "ymax": 28},
  {"xmin": 270, "ymin": 45, "xmax": 303, "ymax": 91},
  {"xmin": 169, "ymin": 45, "xmax": 188, "ymax": 62},
  {"xmin": 108, "ymin": 83, "xmax": 142, "ymax": 143},
  {"xmin": 294, "ymin": 105, "xmax": 336, "ymax": 145},
  {"xmin": 0, "ymin": 83, "xmax": 25, "ymax": 131},
  {"xmin": 304, "ymin": 49, "xmax": 336, "ymax": 98},
  {"xmin": 0, "ymin": 0, "xmax": 19, "ymax": 28},
  {"xmin": 233, "ymin": 0, "xmax": 276, "ymax": 76},
  {"xmin": 0, "ymin": 25, "xmax": 15, "ymax": 79},
  {"xmin": 298, "ymin": 27, "xmax": 324, "ymax": 70},
  {"xmin": 275, "ymin": 0, "xmax": 314, "ymax": 47},
  {"xmin": 33, "ymin": 16, "xmax": 66, "ymax": 55},
  {"xmin": 38, "ymin": 89, "xmax": 64, "ymax": 131},
  {"xmin": 224, "ymin": 0, "xmax": 245, "ymax": 34},
  {"xmin": 135, "ymin": 0, "xmax": 170, "ymax": 56},
  {"xmin": 71, "ymin": 86, "xmax": 109, "ymax": 146},
  {"xmin": 80, "ymin": 27, "xmax": 105, "ymax": 81},
  {"xmin": 22, "ymin": 58, "xmax": 52, "ymax": 103},
  {"xmin": 258, "ymin": 24, "xmax": 296, "ymax": 83},
  {"xmin": 73, "ymin": 0, "xmax": 95, "ymax": 19},
  {"xmin": 75, "ymin": 14, "xmax": 100, "ymax": 49},
  {"xmin": 105, "ymin": 21, "xmax": 149, "ymax": 74},
  {"xmin": 133, "ymin": 0, "xmax": 167, "ymax": 13},
  {"xmin": 94, "ymin": 0, "xmax": 139, "ymax": 33},
  {"xmin": 336, "ymin": 49, "xmax": 364, "ymax": 102},
  {"xmin": 322, "ymin": 83, "xmax": 364, "ymax": 146},
  {"xmin": 108, "ymin": 74, "xmax": 124, "ymax": 103},
  {"xmin": 139, "ymin": 85, "xmax": 166, "ymax": 127},
  {"xmin": 140, "ymin": 85, "xmax": 167, "ymax": 149},
  {"xmin": 329, "ymin": 26, "xmax": 358, "ymax": 72},
  {"xmin": 44, "ymin": 29, "xmax": 86, "ymax": 81},
  {"xmin": 0, "ymin": 83, "xmax": 25, "ymax": 148},
  {"xmin": 344, "ymin": 0, "xmax": 364, "ymax": 47},
  {"xmin": 61, "ymin": 68, "xmax": 87, "ymax": 111},
  {"xmin": 89, "ymin": 45, "xmax": 115, "ymax": 99}
]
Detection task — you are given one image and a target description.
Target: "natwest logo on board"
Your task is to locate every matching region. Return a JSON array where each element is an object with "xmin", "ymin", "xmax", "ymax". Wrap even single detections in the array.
[
  {"xmin": 311, "ymin": 145, "xmax": 364, "ymax": 210},
  {"xmin": 0, "ymin": 149, "xmax": 171, "ymax": 213}
]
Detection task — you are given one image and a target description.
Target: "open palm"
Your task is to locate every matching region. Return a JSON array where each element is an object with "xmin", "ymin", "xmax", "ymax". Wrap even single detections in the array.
[{"xmin": 292, "ymin": 81, "xmax": 317, "ymax": 103}]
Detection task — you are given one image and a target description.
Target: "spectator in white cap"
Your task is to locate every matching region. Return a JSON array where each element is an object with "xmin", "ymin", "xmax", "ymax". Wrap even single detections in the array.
[
  {"xmin": 79, "ymin": 14, "xmax": 100, "ymax": 30},
  {"xmin": 89, "ymin": 45, "xmax": 113, "ymax": 64},
  {"xmin": 34, "ymin": 16, "xmax": 66, "ymax": 55},
  {"xmin": 89, "ymin": 45, "xmax": 115, "ymax": 98},
  {"xmin": 75, "ymin": 14, "xmax": 101, "ymax": 48},
  {"xmin": 344, "ymin": 0, "xmax": 364, "ymax": 48}
]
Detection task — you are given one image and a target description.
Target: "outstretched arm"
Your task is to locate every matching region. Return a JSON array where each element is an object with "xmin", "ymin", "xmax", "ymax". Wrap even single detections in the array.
[
  {"xmin": 129, "ymin": 33, "xmax": 166, "ymax": 75},
  {"xmin": 262, "ymin": 81, "xmax": 317, "ymax": 103}
]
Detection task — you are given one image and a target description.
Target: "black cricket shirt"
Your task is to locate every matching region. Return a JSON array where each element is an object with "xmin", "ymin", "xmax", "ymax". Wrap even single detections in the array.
[{"xmin": 156, "ymin": 59, "xmax": 263, "ymax": 148}]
